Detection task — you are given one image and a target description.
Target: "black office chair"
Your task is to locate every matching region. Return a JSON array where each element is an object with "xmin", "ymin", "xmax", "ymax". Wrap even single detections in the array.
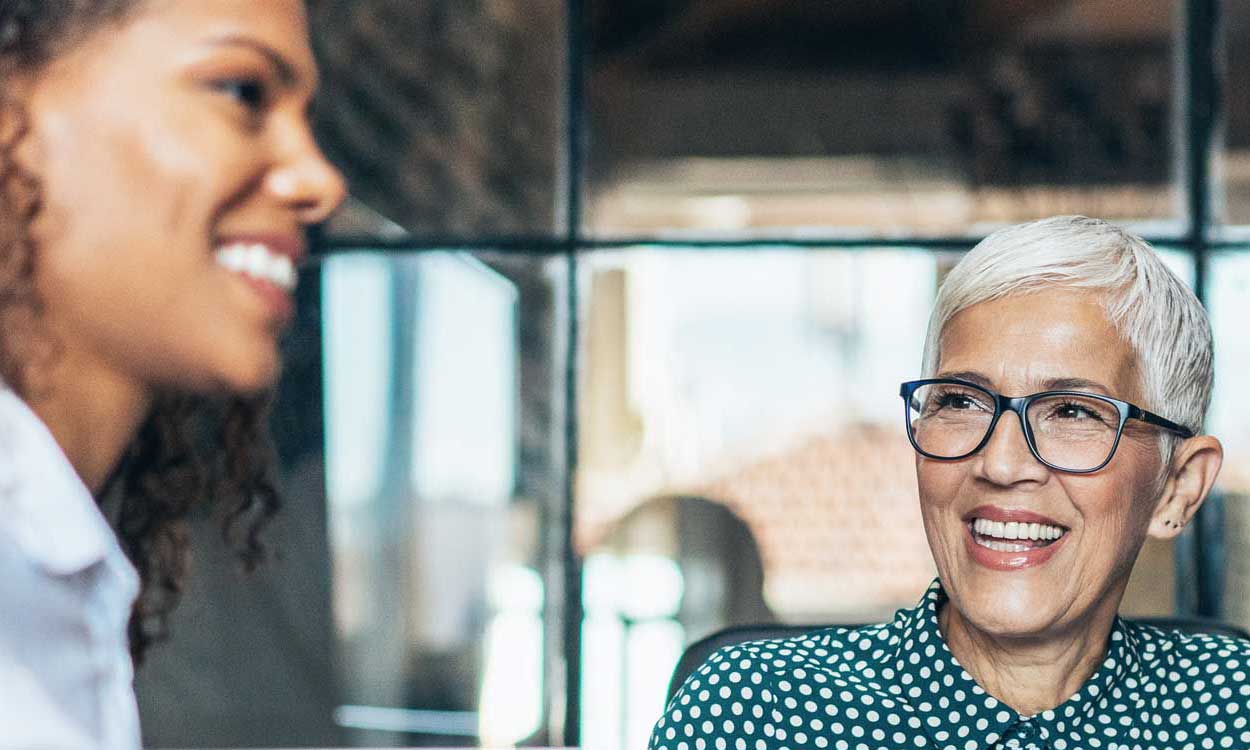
[{"xmin": 665, "ymin": 618, "xmax": 1250, "ymax": 703}]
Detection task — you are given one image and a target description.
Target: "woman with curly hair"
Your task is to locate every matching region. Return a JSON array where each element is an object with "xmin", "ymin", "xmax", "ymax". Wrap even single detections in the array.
[{"xmin": 0, "ymin": 0, "xmax": 345, "ymax": 746}]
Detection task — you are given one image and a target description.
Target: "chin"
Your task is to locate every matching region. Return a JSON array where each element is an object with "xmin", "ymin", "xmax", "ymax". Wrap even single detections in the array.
[
  {"xmin": 225, "ymin": 360, "xmax": 282, "ymax": 395},
  {"xmin": 146, "ymin": 339, "xmax": 282, "ymax": 397},
  {"xmin": 207, "ymin": 342, "xmax": 284, "ymax": 396},
  {"xmin": 953, "ymin": 570, "xmax": 1070, "ymax": 637}
]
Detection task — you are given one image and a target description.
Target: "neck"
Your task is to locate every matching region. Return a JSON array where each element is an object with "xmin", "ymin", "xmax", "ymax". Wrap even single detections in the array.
[
  {"xmin": 938, "ymin": 585, "xmax": 1125, "ymax": 716},
  {"xmin": 24, "ymin": 351, "xmax": 152, "ymax": 494}
]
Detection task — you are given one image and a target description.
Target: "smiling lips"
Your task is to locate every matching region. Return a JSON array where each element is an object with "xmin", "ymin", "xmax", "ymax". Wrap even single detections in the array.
[{"xmin": 963, "ymin": 506, "xmax": 1069, "ymax": 570}]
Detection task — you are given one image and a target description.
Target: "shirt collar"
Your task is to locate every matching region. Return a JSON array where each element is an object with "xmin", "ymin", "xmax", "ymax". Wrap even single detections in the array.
[
  {"xmin": 893, "ymin": 578, "xmax": 1137, "ymax": 750},
  {"xmin": 0, "ymin": 388, "xmax": 113, "ymax": 575}
]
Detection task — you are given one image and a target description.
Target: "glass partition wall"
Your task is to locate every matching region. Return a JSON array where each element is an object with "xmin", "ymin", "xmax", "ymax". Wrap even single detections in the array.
[{"xmin": 136, "ymin": 1, "xmax": 1250, "ymax": 748}]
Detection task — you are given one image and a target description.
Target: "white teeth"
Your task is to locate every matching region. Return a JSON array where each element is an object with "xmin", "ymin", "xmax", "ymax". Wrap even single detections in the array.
[
  {"xmin": 214, "ymin": 242, "xmax": 298, "ymax": 292},
  {"xmin": 245, "ymin": 245, "xmax": 267, "ymax": 276},
  {"xmin": 972, "ymin": 517, "xmax": 1065, "ymax": 542},
  {"xmin": 977, "ymin": 538, "xmax": 1033, "ymax": 553},
  {"xmin": 271, "ymin": 254, "xmax": 295, "ymax": 288},
  {"xmin": 216, "ymin": 245, "xmax": 246, "ymax": 273}
]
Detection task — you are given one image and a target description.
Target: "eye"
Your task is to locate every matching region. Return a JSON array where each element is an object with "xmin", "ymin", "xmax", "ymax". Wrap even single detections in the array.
[
  {"xmin": 213, "ymin": 77, "xmax": 269, "ymax": 111},
  {"xmin": 929, "ymin": 388, "xmax": 989, "ymax": 413},
  {"xmin": 1050, "ymin": 401, "xmax": 1105, "ymax": 422},
  {"xmin": 938, "ymin": 394, "xmax": 975, "ymax": 410}
]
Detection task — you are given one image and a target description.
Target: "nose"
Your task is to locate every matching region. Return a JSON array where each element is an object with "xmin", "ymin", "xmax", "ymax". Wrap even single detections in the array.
[
  {"xmin": 267, "ymin": 128, "xmax": 348, "ymax": 225},
  {"xmin": 973, "ymin": 410, "xmax": 1051, "ymax": 486}
]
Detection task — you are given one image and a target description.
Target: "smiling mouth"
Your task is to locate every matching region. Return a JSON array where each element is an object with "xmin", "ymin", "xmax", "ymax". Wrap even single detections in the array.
[
  {"xmin": 968, "ymin": 518, "xmax": 1068, "ymax": 553},
  {"xmin": 214, "ymin": 242, "xmax": 297, "ymax": 292}
]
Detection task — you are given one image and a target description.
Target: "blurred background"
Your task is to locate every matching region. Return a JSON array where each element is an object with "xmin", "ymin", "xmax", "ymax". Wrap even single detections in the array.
[{"xmin": 133, "ymin": 1, "xmax": 1250, "ymax": 748}]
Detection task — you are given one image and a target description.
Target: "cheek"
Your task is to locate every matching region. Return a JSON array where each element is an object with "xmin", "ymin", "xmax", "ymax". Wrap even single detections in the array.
[
  {"xmin": 26, "ymin": 122, "xmax": 245, "ymax": 370},
  {"xmin": 1095, "ymin": 480, "xmax": 1158, "ymax": 538},
  {"xmin": 917, "ymin": 458, "xmax": 964, "ymax": 513},
  {"xmin": 1067, "ymin": 453, "xmax": 1162, "ymax": 559},
  {"xmin": 916, "ymin": 459, "xmax": 967, "ymax": 550},
  {"xmin": 33, "ymin": 97, "xmax": 245, "ymax": 252}
]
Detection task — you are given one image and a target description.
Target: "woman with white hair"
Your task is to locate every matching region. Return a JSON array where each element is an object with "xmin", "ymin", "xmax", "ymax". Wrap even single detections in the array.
[{"xmin": 650, "ymin": 216, "xmax": 1244, "ymax": 749}]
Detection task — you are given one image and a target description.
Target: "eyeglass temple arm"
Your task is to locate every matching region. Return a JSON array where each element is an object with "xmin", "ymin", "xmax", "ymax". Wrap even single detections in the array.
[{"xmin": 1130, "ymin": 406, "xmax": 1195, "ymax": 439}]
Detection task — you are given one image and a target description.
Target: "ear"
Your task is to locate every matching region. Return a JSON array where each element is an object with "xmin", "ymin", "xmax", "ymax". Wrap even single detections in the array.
[{"xmin": 1148, "ymin": 435, "xmax": 1223, "ymax": 540}]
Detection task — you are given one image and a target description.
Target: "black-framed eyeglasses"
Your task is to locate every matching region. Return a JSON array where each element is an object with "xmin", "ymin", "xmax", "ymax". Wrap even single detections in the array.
[{"xmin": 899, "ymin": 378, "xmax": 1194, "ymax": 474}]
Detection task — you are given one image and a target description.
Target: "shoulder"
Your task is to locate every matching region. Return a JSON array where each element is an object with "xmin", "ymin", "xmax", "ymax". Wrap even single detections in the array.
[
  {"xmin": 0, "ymin": 388, "xmax": 125, "ymax": 577},
  {"xmin": 650, "ymin": 622, "xmax": 915, "ymax": 750},
  {"xmin": 690, "ymin": 621, "xmax": 901, "ymax": 683},
  {"xmin": 1126, "ymin": 619, "xmax": 1250, "ymax": 682},
  {"xmin": 1120, "ymin": 622, "xmax": 1250, "ymax": 741},
  {"xmin": 652, "ymin": 624, "xmax": 895, "ymax": 728}
]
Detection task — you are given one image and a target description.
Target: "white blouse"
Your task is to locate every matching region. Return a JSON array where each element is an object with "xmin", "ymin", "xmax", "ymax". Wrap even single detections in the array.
[{"xmin": 0, "ymin": 388, "xmax": 141, "ymax": 749}]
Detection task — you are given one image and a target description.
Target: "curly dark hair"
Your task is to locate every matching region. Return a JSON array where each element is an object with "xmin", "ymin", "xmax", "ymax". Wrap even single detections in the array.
[{"xmin": 0, "ymin": 0, "xmax": 282, "ymax": 664}]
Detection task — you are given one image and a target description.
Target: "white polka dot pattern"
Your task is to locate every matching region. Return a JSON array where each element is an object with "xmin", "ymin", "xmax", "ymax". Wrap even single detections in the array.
[{"xmin": 648, "ymin": 579, "xmax": 1250, "ymax": 750}]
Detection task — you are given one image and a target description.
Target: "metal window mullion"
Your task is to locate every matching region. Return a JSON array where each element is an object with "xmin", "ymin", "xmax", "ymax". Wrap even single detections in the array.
[
  {"xmin": 1185, "ymin": 0, "xmax": 1220, "ymax": 304},
  {"xmin": 1180, "ymin": 0, "xmax": 1222, "ymax": 618},
  {"xmin": 559, "ymin": 0, "xmax": 587, "ymax": 746}
]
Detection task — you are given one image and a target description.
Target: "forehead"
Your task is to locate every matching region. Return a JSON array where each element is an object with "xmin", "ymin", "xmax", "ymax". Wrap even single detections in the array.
[
  {"xmin": 135, "ymin": 0, "xmax": 309, "ymax": 34},
  {"xmin": 936, "ymin": 288, "xmax": 1143, "ymax": 399},
  {"xmin": 89, "ymin": 0, "xmax": 315, "ymax": 77}
]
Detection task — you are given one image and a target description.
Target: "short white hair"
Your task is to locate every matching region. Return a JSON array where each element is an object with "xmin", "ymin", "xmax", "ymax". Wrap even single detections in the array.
[{"xmin": 921, "ymin": 216, "xmax": 1213, "ymax": 439}]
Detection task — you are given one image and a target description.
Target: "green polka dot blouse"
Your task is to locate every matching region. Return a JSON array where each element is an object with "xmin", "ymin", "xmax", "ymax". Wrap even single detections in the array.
[{"xmin": 649, "ymin": 580, "xmax": 1250, "ymax": 750}]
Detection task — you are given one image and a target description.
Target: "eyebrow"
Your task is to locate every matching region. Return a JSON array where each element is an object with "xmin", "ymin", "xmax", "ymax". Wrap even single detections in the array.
[
  {"xmin": 936, "ymin": 370, "xmax": 994, "ymax": 389},
  {"xmin": 1041, "ymin": 377, "xmax": 1113, "ymax": 395},
  {"xmin": 205, "ymin": 35, "xmax": 309, "ymax": 89},
  {"xmin": 935, "ymin": 371, "xmax": 1114, "ymax": 396}
]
